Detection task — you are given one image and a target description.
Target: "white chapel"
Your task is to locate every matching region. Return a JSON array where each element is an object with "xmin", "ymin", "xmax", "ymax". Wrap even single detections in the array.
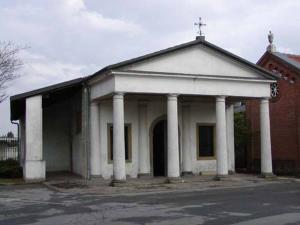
[{"xmin": 10, "ymin": 35, "xmax": 277, "ymax": 183}]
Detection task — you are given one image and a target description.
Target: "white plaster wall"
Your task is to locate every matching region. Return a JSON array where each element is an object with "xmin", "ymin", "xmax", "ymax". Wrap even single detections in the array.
[
  {"xmin": 25, "ymin": 96, "xmax": 43, "ymax": 161},
  {"xmin": 123, "ymin": 45, "xmax": 261, "ymax": 78},
  {"xmin": 114, "ymin": 74, "xmax": 271, "ymax": 98},
  {"xmin": 43, "ymin": 99, "xmax": 71, "ymax": 172},
  {"xmin": 189, "ymin": 101, "xmax": 217, "ymax": 174},
  {"xmin": 99, "ymin": 97, "xmax": 217, "ymax": 179},
  {"xmin": 90, "ymin": 76, "xmax": 114, "ymax": 100}
]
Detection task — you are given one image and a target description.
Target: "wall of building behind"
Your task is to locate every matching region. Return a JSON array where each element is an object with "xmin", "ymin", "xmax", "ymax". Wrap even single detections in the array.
[{"xmin": 246, "ymin": 58, "xmax": 300, "ymax": 174}]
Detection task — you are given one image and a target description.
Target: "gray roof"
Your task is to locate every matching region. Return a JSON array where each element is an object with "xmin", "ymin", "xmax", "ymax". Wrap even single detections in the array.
[
  {"xmin": 10, "ymin": 77, "xmax": 85, "ymax": 101},
  {"xmin": 273, "ymin": 52, "xmax": 300, "ymax": 71}
]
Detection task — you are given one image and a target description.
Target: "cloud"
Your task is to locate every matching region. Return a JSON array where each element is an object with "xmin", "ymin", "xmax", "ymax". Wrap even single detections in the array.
[
  {"xmin": 9, "ymin": 50, "xmax": 96, "ymax": 95},
  {"xmin": 0, "ymin": 0, "xmax": 144, "ymax": 63},
  {"xmin": 276, "ymin": 47, "xmax": 294, "ymax": 54},
  {"xmin": 59, "ymin": 0, "xmax": 142, "ymax": 33}
]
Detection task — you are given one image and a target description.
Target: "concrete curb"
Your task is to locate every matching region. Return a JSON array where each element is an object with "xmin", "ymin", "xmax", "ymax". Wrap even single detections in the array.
[
  {"xmin": 40, "ymin": 175, "xmax": 300, "ymax": 197},
  {"xmin": 43, "ymin": 182, "xmax": 63, "ymax": 193},
  {"xmin": 76, "ymin": 182, "xmax": 276, "ymax": 198}
]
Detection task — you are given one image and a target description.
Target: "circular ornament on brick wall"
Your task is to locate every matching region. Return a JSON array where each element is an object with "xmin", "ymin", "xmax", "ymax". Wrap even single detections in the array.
[{"xmin": 270, "ymin": 83, "xmax": 280, "ymax": 102}]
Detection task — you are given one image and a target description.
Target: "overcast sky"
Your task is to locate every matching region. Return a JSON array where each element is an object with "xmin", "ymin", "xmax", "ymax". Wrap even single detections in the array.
[{"xmin": 0, "ymin": 0, "xmax": 300, "ymax": 135}]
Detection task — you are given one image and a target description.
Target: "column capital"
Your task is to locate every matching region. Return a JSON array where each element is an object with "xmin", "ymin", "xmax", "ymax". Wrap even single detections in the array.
[
  {"xmin": 90, "ymin": 101, "xmax": 99, "ymax": 107},
  {"xmin": 261, "ymin": 98, "xmax": 270, "ymax": 103},
  {"xmin": 167, "ymin": 93, "xmax": 179, "ymax": 100},
  {"xmin": 226, "ymin": 102, "xmax": 235, "ymax": 110},
  {"xmin": 113, "ymin": 92, "xmax": 125, "ymax": 99},
  {"xmin": 216, "ymin": 96, "xmax": 226, "ymax": 102}
]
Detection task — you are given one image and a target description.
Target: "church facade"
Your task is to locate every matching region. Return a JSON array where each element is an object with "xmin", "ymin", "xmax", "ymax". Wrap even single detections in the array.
[{"xmin": 10, "ymin": 36, "xmax": 277, "ymax": 182}]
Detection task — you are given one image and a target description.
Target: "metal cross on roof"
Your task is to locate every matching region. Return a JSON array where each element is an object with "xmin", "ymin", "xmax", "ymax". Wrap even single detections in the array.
[{"xmin": 194, "ymin": 17, "xmax": 206, "ymax": 36}]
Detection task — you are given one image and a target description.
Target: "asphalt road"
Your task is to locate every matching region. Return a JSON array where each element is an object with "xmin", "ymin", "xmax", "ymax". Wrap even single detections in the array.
[{"xmin": 0, "ymin": 181, "xmax": 300, "ymax": 225}]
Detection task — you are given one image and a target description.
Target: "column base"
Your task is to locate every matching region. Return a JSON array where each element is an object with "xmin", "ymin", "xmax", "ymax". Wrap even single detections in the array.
[
  {"xmin": 90, "ymin": 175, "xmax": 103, "ymax": 180},
  {"xmin": 24, "ymin": 160, "xmax": 46, "ymax": 182},
  {"xmin": 110, "ymin": 179, "xmax": 126, "ymax": 187},
  {"xmin": 259, "ymin": 173, "xmax": 276, "ymax": 179},
  {"xmin": 138, "ymin": 173, "xmax": 151, "ymax": 179},
  {"xmin": 214, "ymin": 174, "xmax": 228, "ymax": 181},
  {"xmin": 181, "ymin": 171, "xmax": 194, "ymax": 177},
  {"xmin": 166, "ymin": 177, "xmax": 184, "ymax": 184},
  {"xmin": 228, "ymin": 170, "xmax": 235, "ymax": 175}
]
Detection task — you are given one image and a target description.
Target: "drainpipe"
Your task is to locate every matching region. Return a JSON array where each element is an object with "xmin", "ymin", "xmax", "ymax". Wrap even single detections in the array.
[
  {"xmin": 11, "ymin": 120, "xmax": 20, "ymax": 163},
  {"xmin": 82, "ymin": 82, "xmax": 91, "ymax": 181}
]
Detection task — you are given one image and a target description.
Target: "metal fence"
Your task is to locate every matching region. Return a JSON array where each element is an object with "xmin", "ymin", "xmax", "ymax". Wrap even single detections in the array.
[{"xmin": 0, "ymin": 136, "xmax": 19, "ymax": 161}]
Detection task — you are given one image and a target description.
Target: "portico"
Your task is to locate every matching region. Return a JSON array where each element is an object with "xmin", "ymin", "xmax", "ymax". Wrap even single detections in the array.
[
  {"xmin": 88, "ymin": 94, "xmax": 273, "ymax": 182},
  {"xmin": 10, "ymin": 37, "xmax": 278, "ymax": 182}
]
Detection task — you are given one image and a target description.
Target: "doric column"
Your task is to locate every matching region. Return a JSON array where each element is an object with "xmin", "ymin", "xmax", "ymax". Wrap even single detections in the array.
[
  {"xmin": 24, "ymin": 95, "xmax": 45, "ymax": 182},
  {"xmin": 216, "ymin": 96, "xmax": 228, "ymax": 177},
  {"xmin": 260, "ymin": 98, "xmax": 273, "ymax": 176},
  {"xmin": 138, "ymin": 101, "xmax": 150, "ymax": 177},
  {"xmin": 90, "ymin": 101, "xmax": 101, "ymax": 177},
  {"xmin": 226, "ymin": 103, "xmax": 235, "ymax": 173},
  {"xmin": 112, "ymin": 93, "xmax": 126, "ymax": 182},
  {"xmin": 182, "ymin": 103, "xmax": 192, "ymax": 176},
  {"xmin": 167, "ymin": 94, "xmax": 180, "ymax": 179}
]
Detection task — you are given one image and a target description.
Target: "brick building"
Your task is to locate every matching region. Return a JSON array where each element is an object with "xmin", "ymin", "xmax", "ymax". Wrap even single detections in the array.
[{"xmin": 246, "ymin": 32, "xmax": 300, "ymax": 174}]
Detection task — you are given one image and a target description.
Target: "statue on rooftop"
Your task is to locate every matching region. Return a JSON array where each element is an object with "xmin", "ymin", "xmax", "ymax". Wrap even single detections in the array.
[
  {"xmin": 268, "ymin": 31, "xmax": 274, "ymax": 44},
  {"xmin": 267, "ymin": 30, "xmax": 276, "ymax": 53}
]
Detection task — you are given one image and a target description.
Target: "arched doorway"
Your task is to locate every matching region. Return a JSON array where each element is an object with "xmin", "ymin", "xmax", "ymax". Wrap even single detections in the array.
[{"xmin": 152, "ymin": 119, "xmax": 167, "ymax": 176}]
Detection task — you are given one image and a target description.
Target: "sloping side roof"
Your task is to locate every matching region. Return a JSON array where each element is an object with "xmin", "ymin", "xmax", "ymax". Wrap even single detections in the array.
[
  {"xmin": 11, "ymin": 77, "xmax": 85, "ymax": 101},
  {"xmin": 10, "ymin": 78, "xmax": 85, "ymax": 120},
  {"xmin": 287, "ymin": 54, "xmax": 300, "ymax": 64},
  {"xmin": 273, "ymin": 52, "xmax": 300, "ymax": 70},
  {"xmin": 90, "ymin": 38, "xmax": 278, "ymax": 80},
  {"xmin": 258, "ymin": 50, "xmax": 300, "ymax": 74}
]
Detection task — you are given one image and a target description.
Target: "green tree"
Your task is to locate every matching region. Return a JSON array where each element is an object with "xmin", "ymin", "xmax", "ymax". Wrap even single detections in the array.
[{"xmin": 234, "ymin": 112, "xmax": 250, "ymax": 148}]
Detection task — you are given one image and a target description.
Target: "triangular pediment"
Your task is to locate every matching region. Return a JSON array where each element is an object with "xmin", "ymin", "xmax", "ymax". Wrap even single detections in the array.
[{"xmin": 120, "ymin": 44, "xmax": 266, "ymax": 79}]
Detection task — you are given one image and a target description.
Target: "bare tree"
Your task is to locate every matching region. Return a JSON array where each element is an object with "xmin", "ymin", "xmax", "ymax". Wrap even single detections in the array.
[{"xmin": 0, "ymin": 42, "xmax": 23, "ymax": 103}]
